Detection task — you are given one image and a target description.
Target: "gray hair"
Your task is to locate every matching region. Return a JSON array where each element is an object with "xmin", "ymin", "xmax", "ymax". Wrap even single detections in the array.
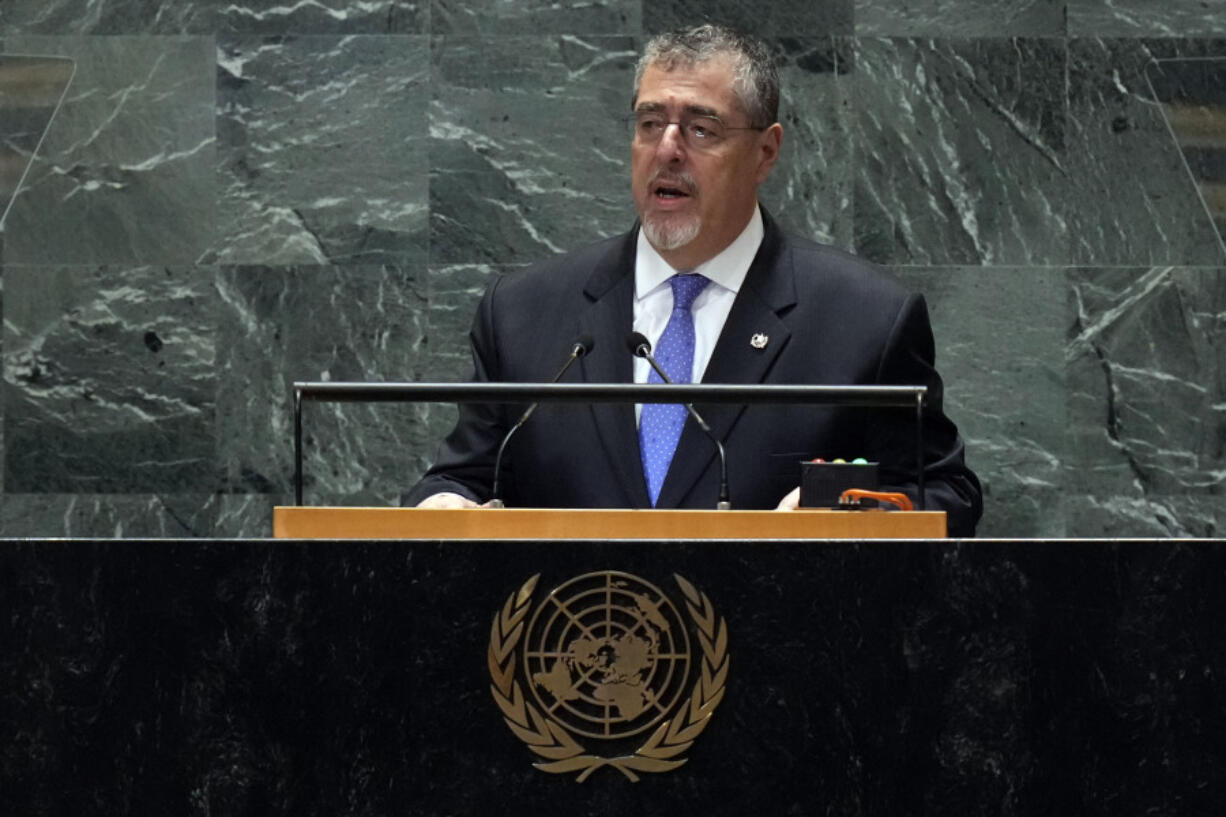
[{"xmin": 633, "ymin": 24, "xmax": 780, "ymax": 129}]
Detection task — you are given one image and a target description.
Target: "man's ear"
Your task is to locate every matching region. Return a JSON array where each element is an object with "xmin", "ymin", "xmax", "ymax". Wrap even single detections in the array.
[{"xmin": 754, "ymin": 122, "xmax": 783, "ymax": 185}]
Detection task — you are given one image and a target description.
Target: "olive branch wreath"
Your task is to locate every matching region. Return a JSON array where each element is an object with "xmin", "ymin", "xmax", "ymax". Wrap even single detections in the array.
[{"xmin": 487, "ymin": 573, "xmax": 729, "ymax": 782}]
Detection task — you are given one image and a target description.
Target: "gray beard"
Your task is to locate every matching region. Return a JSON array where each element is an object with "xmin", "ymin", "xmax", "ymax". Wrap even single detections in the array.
[{"xmin": 642, "ymin": 213, "xmax": 701, "ymax": 251}]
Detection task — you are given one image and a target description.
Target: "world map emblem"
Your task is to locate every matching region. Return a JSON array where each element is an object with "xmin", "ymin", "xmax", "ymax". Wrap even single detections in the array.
[{"xmin": 488, "ymin": 571, "xmax": 729, "ymax": 782}]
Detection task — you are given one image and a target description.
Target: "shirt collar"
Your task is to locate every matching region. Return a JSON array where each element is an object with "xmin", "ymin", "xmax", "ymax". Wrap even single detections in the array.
[{"xmin": 635, "ymin": 205, "xmax": 765, "ymax": 299}]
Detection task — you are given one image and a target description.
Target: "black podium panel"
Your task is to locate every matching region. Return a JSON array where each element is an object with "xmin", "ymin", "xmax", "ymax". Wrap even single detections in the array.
[{"xmin": 2, "ymin": 538, "xmax": 1224, "ymax": 816}]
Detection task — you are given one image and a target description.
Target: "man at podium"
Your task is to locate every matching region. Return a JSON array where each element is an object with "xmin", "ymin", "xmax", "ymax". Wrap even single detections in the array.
[{"xmin": 404, "ymin": 24, "xmax": 983, "ymax": 537}]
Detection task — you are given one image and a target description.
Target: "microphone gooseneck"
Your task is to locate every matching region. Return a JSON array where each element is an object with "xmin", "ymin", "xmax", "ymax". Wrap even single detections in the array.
[
  {"xmin": 626, "ymin": 332, "xmax": 731, "ymax": 510},
  {"xmin": 489, "ymin": 334, "xmax": 594, "ymax": 508}
]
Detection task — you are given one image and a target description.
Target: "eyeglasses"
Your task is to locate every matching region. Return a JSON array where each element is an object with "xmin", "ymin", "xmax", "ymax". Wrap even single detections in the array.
[{"xmin": 625, "ymin": 111, "xmax": 765, "ymax": 149}]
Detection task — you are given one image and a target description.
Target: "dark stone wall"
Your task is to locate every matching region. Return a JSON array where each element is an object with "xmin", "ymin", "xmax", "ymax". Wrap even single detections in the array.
[
  {"xmin": 1, "ymin": 2, "xmax": 1224, "ymax": 537},
  {"xmin": 2, "ymin": 537, "xmax": 1224, "ymax": 815}
]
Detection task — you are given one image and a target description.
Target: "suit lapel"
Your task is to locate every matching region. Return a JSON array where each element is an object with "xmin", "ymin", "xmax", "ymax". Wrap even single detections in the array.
[
  {"xmin": 656, "ymin": 212, "xmax": 797, "ymax": 508},
  {"xmin": 578, "ymin": 228, "xmax": 652, "ymax": 507}
]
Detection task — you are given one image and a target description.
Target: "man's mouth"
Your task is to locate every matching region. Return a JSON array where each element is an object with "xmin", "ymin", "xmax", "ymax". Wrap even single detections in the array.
[
  {"xmin": 652, "ymin": 184, "xmax": 691, "ymax": 198},
  {"xmin": 652, "ymin": 180, "xmax": 693, "ymax": 200},
  {"xmin": 647, "ymin": 170, "xmax": 696, "ymax": 201}
]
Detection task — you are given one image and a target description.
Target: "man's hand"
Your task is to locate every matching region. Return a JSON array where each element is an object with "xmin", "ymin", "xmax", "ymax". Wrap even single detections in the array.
[
  {"xmin": 774, "ymin": 486, "xmax": 800, "ymax": 511},
  {"xmin": 416, "ymin": 491, "xmax": 481, "ymax": 509}
]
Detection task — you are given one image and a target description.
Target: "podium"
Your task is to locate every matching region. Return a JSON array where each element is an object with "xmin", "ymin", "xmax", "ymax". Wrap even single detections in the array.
[
  {"xmin": 5, "ymin": 532, "xmax": 1225, "ymax": 813},
  {"xmin": 272, "ymin": 506, "xmax": 948, "ymax": 539}
]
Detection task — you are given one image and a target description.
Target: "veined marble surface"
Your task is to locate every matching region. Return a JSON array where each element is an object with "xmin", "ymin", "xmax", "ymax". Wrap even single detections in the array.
[
  {"xmin": 0, "ymin": 0, "xmax": 210, "ymax": 34},
  {"xmin": 1068, "ymin": 39, "xmax": 1226, "ymax": 266},
  {"xmin": 429, "ymin": 35, "xmax": 638, "ymax": 265},
  {"xmin": 1067, "ymin": 266, "xmax": 1226, "ymax": 517},
  {"xmin": 1069, "ymin": 0, "xmax": 1226, "ymax": 37},
  {"xmin": 853, "ymin": 38, "xmax": 1069, "ymax": 265},
  {"xmin": 215, "ymin": 264, "xmax": 433, "ymax": 506},
  {"xmin": 0, "ymin": 36, "xmax": 215, "ymax": 265},
  {"xmin": 3, "ymin": 265, "xmax": 217, "ymax": 492},
  {"xmin": 0, "ymin": 0, "xmax": 425, "ymax": 34},
  {"xmin": 218, "ymin": 0, "xmax": 425, "ymax": 34},
  {"xmin": 212, "ymin": 36, "xmax": 429, "ymax": 266},
  {"xmin": 1148, "ymin": 57, "xmax": 1226, "ymax": 250},
  {"xmin": 432, "ymin": 0, "xmax": 639, "ymax": 34},
  {"xmin": 855, "ymin": 0, "xmax": 1065, "ymax": 37},
  {"xmin": 899, "ymin": 268, "xmax": 1067, "ymax": 538},
  {"xmin": 644, "ymin": 0, "xmax": 854, "ymax": 35},
  {"xmin": 1067, "ymin": 494, "xmax": 1226, "ymax": 538},
  {"xmin": 423, "ymin": 262, "xmax": 504, "ymax": 369},
  {"xmin": 0, "ymin": 56, "xmax": 75, "ymax": 229},
  {"xmin": 761, "ymin": 37, "xmax": 853, "ymax": 249},
  {"xmin": 0, "ymin": 493, "xmax": 224, "ymax": 536}
]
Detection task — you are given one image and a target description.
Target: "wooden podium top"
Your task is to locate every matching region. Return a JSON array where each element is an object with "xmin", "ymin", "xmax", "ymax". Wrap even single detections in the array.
[{"xmin": 273, "ymin": 506, "xmax": 947, "ymax": 540}]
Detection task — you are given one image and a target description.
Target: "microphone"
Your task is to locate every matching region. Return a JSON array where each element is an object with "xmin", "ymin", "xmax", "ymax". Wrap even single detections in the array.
[
  {"xmin": 488, "ymin": 334, "xmax": 594, "ymax": 508},
  {"xmin": 626, "ymin": 331, "xmax": 731, "ymax": 510}
]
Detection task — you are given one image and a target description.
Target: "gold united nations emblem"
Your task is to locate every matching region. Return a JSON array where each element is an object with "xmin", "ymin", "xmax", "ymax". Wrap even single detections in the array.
[{"xmin": 487, "ymin": 571, "xmax": 729, "ymax": 782}]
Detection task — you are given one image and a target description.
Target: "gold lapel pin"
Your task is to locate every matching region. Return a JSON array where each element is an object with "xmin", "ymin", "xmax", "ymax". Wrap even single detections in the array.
[{"xmin": 750, "ymin": 332, "xmax": 769, "ymax": 350}]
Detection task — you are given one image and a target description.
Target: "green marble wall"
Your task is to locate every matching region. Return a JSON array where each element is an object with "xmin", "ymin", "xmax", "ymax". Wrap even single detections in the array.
[{"xmin": 1, "ymin": 1, "xmax": 1223, "ymax": 537}]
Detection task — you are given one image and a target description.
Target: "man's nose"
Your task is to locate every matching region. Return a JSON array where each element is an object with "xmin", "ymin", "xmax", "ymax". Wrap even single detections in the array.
[{"xmin": 655, "ymin": 122, "xmax": 686, "ymax": 160}]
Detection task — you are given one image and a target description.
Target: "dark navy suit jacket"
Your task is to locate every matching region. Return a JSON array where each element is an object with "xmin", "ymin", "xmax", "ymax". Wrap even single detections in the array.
[{"xmin": 404, "ymin": 211, "xmax": 983, "ymax": 536}]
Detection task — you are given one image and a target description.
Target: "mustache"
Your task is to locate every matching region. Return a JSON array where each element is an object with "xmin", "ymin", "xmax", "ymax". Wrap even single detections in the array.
[{"xmin": 649, "ymin": 169, "xmax": 698, "ymax": 194}]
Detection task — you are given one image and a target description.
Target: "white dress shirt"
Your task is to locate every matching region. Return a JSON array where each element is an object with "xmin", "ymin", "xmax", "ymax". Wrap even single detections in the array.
[{"xmin": 632, "ymin": 206, "xmax": 765, "ymax": 423}]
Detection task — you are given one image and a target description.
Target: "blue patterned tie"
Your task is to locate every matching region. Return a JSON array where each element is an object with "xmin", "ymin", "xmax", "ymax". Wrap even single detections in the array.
[{"xmin": 639, "ymin": 273, "xmax": 711, "ymax": 506}]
